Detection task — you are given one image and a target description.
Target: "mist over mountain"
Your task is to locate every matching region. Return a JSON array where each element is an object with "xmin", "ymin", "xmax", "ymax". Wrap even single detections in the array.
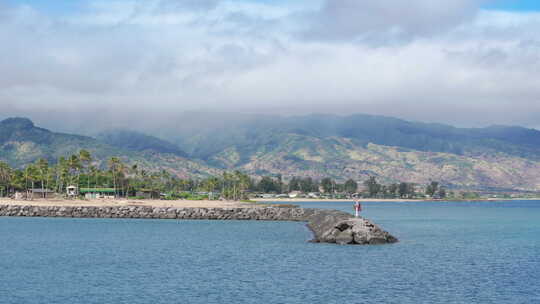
[
  {"xmin": 1, "ymin": 114, "xmax": 540, "ymax": 191},
  {"xmin": 97, "ymin": 130, "xmax": 188, "ymax": 158},
  {"xmin": 159, "ymin": 113, "xmax": 540, "ymax": 162}
]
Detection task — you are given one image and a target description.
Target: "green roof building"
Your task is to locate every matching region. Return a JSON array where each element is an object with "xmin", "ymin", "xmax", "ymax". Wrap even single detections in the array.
[{"xmin": 80, "ymin": 188, "xmax": 116, "ymax": 199}]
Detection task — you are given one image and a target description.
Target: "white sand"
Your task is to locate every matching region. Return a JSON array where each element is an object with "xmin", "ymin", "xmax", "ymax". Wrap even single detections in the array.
[{"xmin": 0, "ymin": 198, "xmax": 261, "ymax": 208}]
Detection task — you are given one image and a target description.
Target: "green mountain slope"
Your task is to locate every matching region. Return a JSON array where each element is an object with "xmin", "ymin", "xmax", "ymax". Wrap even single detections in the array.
[
  {"xmin": 166, "ymin": 113, "xmax": 540, "ymax": 162},
  {"xmin": 230, "ymin": 135, "xmax": 540, "ymax": 191},
  {"xmin": 2, "ymin": 116, "xmax": 540, "ymax": 191},
  {"xmin": 159, "ymin": 113, "xmax": 540, "ymax": 191},
  {"xmin": 0, "ymin": 118, "xmax": 218, "ymax": 178}
]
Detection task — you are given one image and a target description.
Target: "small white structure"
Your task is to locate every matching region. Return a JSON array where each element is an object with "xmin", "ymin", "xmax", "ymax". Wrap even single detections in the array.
[
  {"xmin": 288, "ymin": 191, "xmax": 302, "ymax": 198},
  {"xmin": 15, "ymin": 192, "xmax": 25, "ymax": 200},
  {"xmin": 66, "ymin": 185, "xmax": 78, "ymax": 197},
  {"xmin": 307, "ymin": 192, "xmax": 320, "ymax": 198}
]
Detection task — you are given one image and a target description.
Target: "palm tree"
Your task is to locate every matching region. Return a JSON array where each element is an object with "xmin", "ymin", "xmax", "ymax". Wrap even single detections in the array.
[
  {"xmin": 68, "ymin": 154, "xmax": 81, "ymax": 188},
  {"xmin": 0, "ymin": 162, "xmax": 12, "ymax": 197},
  {"xmin": 108, "ymin": 157, "xmax": 120, "ymax": 197},
  {"xmin": 58, "ymin": 157, "xmax": 70, "ymax": 194},
  {"xmin": 79, "ymin": 150, "xmax": 92, "ymax": 189},
  {"xmin": 117, "ymin": 162, "xmax": 129, "ymax": 197},
  {"xmin": 160, "ymin": 170, "xmax": 171, "ymax": 192},
  {"xmin": 24, "ymin": 165, "xmax": 39, "ymax": 200},
  {"xmin": 36, "ymin": 158, "xmax": 49, "ymax": 198},
  {"xmin": 237, "ymin": 171, "xmax": 251, "ymax": 200},
  {"xmin": 89, "ymin": 165, "xmax": 98, "ymax": 188},
  {"xmin": 201, "ymin": 177, "xmax": 216, "ymax": 199}
]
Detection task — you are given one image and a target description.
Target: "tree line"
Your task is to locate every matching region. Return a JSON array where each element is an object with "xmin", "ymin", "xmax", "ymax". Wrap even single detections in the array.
[
  {"xmin": 0, "ymin": 150, "xmax": 445, "ymax": 200},
  {"xmin": 362, "ymin": 177, "xmax": 446, "ymax": 199}
]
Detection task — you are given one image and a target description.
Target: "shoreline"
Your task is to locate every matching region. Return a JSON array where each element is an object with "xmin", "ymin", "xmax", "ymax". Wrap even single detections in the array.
[
  {"xmin": 253, "ymin": 198, "xmax": 421, "ymax": 203},
  {"xmin": 0, "ymin": 197, "xmax": 536, "ymax": 209},
  {"xmin": 254, "ymin": 198, "xmax": 540, "ymax": 203},
  {"xmin": 0, "ymin": 198, "xmax": 259, "ymax": 209}
]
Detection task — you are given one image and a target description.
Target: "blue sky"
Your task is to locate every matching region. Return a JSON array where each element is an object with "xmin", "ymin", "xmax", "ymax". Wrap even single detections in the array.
[{"xmin": 486, "ymin": 0, "xmax": 540, "ymax": 11}]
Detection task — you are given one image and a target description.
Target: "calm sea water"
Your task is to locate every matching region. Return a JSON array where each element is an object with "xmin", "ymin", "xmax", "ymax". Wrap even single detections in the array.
[{"xmin": 1, "ymin": 201, "xmax": 539, "ymax": 304}]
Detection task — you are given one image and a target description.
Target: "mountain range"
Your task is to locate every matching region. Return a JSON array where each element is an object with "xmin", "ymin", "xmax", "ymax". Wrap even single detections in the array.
[{"xmin": 1, "ymin": 114, "xmax": 539, "ymax": 191}]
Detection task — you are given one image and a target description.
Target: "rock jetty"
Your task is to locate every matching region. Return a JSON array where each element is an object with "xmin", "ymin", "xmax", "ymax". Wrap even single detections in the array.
[{"xmin": 0, "ymin": 204, "xmax": 398, "ymax": 245}]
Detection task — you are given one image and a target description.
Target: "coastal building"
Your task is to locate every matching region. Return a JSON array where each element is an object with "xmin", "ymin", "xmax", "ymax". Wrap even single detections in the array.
[
  {"xmin": 28, "ymin": 189, "xmax": 55, "ymax": 199},
  {"xmin": 288, "ymin": 191, "xmax": 303, "ymax": 198},
  {"xmin": 135, "ymin": 189, "xmax": 159, "ymax": 199},
  {"xmin": 80, "ymin": 188, "xmax": 116, "ymax": 199},
  {"xmin": 66, "ymin": 185, "xmax": 78, "ymax": 198},
  {"xmin": 307, "ymin": 192, "xmax": 320, "ymax": 198}
]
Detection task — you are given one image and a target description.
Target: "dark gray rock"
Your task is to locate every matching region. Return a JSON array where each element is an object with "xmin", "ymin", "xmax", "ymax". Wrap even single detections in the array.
[
  {"xmin": 335, "ymin": 229, "xmax": 354, "ymax": 245},
  {"xmin": 310, "ymin": 218, "xmax": 398, "ymax": 245}
]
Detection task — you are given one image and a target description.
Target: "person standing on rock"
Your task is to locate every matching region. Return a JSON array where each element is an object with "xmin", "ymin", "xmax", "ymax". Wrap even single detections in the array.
[{"xmin": 354, "ymin": 201, "xmax": 362, "ymax": 218}]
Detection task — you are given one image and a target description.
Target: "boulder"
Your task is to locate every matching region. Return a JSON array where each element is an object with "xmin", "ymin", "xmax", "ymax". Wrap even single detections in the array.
[{"xmin": 311, "ymin": 217, "xmax": 398, "ymax": 245}]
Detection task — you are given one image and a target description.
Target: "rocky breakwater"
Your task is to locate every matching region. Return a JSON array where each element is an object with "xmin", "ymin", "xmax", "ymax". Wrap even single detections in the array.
[{"xmin": 0, "ymin": 204, "xmax": 398, "ymax": 245}]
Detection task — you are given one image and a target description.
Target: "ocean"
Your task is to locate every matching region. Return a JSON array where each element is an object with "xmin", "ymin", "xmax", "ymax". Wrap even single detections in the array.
[{"xmin": 1, "ymin": 200, "xmax": 539, "ymax": 304}]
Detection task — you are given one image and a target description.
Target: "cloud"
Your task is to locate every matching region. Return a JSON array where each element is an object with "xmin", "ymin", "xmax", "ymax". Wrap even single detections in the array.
[
  {"xmin": 0, "ymin": 0, "xmax": 539, "ymax": 131},
  {"xmin": 302, "ymin": 0, "xmax": 487, "ymax": 42},
  {"xmin": 159, "ymin": 0, "xmax": 221, "ymax": 10}
]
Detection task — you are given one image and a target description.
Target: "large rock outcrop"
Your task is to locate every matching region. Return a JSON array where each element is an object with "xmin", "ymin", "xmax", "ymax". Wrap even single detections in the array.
[
  {"xmin": 314, "ymin": 218, "xmax": 398, "ymax": 245},
  {"xmin": 0, "ymin": 204, "xmax": 398, "ymax": 245},
  {"xmin": 303, "ymin": 208, "xmax": 398, "ymax": 245}
]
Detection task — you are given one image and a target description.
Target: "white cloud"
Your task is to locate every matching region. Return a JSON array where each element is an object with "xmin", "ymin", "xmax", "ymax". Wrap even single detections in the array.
[
  {"xmin": 302, "ymin": 0, "xmax": 488, "ymax": 42},
  {"xmin": 0, "ymin": 0, "xmax": 539, "ymax": 129}
]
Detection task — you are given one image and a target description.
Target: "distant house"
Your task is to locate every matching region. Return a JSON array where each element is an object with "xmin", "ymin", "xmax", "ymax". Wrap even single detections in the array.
[
  {"xmin": 80, "ymin": 188, "xmax": 116, "ymax": 199},
  {"xmin": 135, "ymin": 189, "xmax": 159, "ymax": 199},
  {"xmin": 28, "ymin": 189, "xmax": 55, "ymax": 199},
  {"xmin": 288, "ymin": 191, "xmax": 302, "ymax": 198},
  {"xmin": 307, "ymin": 192, "xmax": 320, "ymax": 198}
]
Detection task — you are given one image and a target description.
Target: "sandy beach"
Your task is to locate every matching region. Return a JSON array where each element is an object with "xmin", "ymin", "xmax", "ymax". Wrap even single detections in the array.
[
  {"xmin": 0, "ymin": 197, "xmax": 528, "ymax": 209},
  {"xmin": 0, "ymin": 198, "xmax": 260, "ymax": 208}
]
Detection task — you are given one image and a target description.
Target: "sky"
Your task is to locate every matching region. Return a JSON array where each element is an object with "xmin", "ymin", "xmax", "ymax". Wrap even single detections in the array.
[{"xmin": 1, "ymin": 0, "xmax": 540, "ymax": 132}]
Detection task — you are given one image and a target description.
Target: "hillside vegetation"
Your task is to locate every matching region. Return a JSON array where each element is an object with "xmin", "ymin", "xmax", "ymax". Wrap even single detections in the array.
[
  {"xmin": 1, "ymin": 115, "xmax": 540, "ymax": 191},
  {"xmin": 0, "ymin": 118, "xmax": 218, "ymax": 179}
]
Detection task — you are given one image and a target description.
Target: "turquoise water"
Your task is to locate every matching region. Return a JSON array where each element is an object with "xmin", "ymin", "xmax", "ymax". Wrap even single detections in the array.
[{"xmin": 1, "ymin": 201, "xmax": 539, "ymax": 304}]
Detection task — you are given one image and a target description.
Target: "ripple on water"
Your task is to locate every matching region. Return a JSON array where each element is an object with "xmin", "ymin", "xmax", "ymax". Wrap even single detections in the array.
[{"xmin": 0, "ymin": 200, "xmax": 539, "ymax": 304}]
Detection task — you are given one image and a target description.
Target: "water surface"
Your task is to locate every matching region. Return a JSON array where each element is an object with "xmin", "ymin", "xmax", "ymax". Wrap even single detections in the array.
[{"xmin": 1, "ymin": 200, "xmax": 539, "ymax": 303}]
